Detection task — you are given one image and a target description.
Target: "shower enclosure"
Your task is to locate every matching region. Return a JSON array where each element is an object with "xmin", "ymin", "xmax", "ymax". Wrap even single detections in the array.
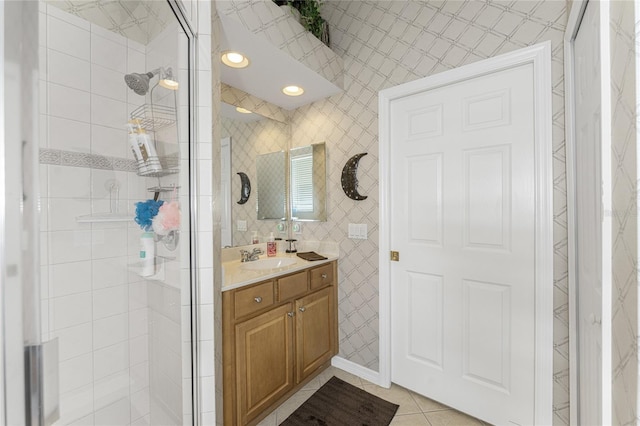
[{"xmin": 1, "ymin": 0, "xmax": 202, "ymax": 424}]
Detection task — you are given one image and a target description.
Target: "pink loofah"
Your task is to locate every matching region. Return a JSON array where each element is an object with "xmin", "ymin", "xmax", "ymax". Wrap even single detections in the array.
[{"xmin": 152, "ymin": 200, "xmax": 181, "ymax": 235}]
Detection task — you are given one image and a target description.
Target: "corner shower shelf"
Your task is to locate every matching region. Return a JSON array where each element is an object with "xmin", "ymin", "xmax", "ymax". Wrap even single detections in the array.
[
  {"xmin": 135, "ymin": 154, "xmax": 180, "ymax": 178},
  {"xmin": 130, "ymin": 102, "xmax": 180, "ymax": 177},
  {"xmin": 130, "ymin": 104, "xmax": 176, "ymax": 132},
  {"xmin": 129, "ymin": 255, "xmax": 176, "ymax": 281},
  {"xmin": 147, "ymin": 185, "xmax": 181, "ymax": 193},
  {"xmin": 137, "ymin": 168, "xmax": 179, "ymax": 178},
  {"xmin": 76, "ymin": 213, "xmax": 132, "ymax": 223}
]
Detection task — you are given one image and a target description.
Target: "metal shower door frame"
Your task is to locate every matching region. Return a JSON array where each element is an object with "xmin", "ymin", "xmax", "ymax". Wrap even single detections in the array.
[
  {"xmin": 1, "ymin": 1, "xmax": 44, "ymax": 425},
  {"xmin": 164, "ymin": 1, "xmax": 203, "ymax": 424}
]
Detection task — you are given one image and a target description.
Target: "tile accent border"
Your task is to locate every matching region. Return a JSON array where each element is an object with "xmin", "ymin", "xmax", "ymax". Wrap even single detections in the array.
[
  {"xmin": 39, "ymin": 148, "xmax": 138, "ymax": 172},
  {"xmin": 39, "ymin": 148, "xmax": 180, "ymax": 172}
]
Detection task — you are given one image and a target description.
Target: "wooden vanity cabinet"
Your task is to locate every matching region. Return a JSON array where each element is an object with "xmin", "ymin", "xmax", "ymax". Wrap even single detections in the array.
[
  {"xmin": 295, "ymin": 286, "xmax": 335, "ymax": 383},
  {"xmin": 223, "ymin": 261, "xmax": 338, "ymax": 426},
  {"xmin": 234, "ymin": 303, "xmax": 294, "ymax": 425}
]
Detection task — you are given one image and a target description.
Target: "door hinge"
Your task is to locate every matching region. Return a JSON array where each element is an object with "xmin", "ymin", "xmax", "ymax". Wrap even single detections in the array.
[{"xmin": 390, "ymin": 251, "xmax": 399, "ymax": 262}]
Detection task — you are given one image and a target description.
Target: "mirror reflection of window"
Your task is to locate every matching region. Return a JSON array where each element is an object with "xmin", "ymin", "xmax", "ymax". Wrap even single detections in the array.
[
  {"xmin": 289, "ymin": 142, "xmax": 327, "ymax": 222},
  {"xmin": 254, "ymin": 142, "xmax": 326, "ymax": 223},
  {"xmin": 291, "ymin": 147, "xmax": 314, "ymax": 215}
]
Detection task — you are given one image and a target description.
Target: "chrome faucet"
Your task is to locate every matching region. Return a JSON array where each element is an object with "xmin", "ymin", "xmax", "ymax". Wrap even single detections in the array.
[{"xmin": 240, "ymin": 248, "xmax": 263, "ymax": 262}]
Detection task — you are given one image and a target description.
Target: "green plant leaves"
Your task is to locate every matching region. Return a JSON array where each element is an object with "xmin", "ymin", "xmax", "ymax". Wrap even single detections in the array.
[{"xmin": 278, "ymin": 0, "xmax": 329, "ymax": 46}]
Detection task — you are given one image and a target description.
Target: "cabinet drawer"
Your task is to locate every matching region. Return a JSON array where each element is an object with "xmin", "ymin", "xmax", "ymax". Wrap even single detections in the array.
[
  {"xmin": 277, "ymin": 271, "xmax": 308, "ymax": 301},
  {"xmin": 310, "ymin": 264, "xmax": 333, "ymax": 290},
  {"xmin": 234, "ymin": 281, "xmax": 274, "ymax": 318}
]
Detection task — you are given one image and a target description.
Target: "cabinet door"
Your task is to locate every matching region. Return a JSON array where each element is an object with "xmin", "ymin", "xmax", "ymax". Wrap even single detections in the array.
[
  {"xmin": 236, "ymin": 303, "xmax": 294, "ymax": 424},
  {"xmin": 295, "ymin": 287, "xmax": 336, "ymax": 383}
]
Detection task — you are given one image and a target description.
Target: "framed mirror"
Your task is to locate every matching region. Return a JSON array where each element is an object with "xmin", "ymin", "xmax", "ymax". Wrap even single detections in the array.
[
  {"xmin": 221, "ymin": 100, "xmax": 288, "ymax": 246},
  {"xmin": 255, "ymin": 143, "xmax": 327, "ymax": 222},
  {"xmin": 221, "ymin": 90, "xmax": 328, "ymax": 247}
]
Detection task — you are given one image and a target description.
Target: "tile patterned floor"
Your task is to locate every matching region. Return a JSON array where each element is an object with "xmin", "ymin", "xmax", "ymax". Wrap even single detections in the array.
[{"xmin": 256, "ymin": 366, "xmax": 490, "ymax": 426}]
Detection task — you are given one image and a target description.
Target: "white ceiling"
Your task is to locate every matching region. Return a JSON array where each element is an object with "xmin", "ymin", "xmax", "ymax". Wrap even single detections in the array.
[{"xmin": 218, "ymin": 13, "xmax": 342, "ymax": 111}]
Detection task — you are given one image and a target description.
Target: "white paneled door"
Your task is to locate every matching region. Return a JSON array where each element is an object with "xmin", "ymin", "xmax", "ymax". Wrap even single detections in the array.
[{"xmin": 389, "ymin": 64, "xmax": 537, "ymax": 425}]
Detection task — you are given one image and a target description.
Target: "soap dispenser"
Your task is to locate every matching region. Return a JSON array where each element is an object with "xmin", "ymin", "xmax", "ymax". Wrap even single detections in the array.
[{"xmin": 267, "ymin": 232, "xmax": 276, "ymax": 257}]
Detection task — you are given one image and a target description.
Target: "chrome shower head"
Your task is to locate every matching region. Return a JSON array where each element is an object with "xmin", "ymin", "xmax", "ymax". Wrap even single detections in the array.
[{"xmin": 124, "ymin": 71, "xmax": 154, "ymax": 96}]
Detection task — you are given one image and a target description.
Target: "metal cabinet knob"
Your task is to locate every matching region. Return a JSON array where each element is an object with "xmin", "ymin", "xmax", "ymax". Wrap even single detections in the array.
[
  {"xmin": 321, "ymin": 274, "xmax": 327, "ymax": 279},
  {"xmin": 254, "ymin": 297, "xmax": 262, "ymax": 303},
  {"xmin": 299, "ymin": 307, "xmax": 306, "ymax": 312},
  {"xmin": 287, "ymin": 312, "xmax": 295, "ymax": 317}
]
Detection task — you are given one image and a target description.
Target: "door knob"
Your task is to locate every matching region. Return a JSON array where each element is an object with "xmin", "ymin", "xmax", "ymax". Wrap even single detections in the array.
[
  {"xmin": 299, "ymin": 307, "xmax": 306, "ymax": 312},
  {"xmin": 321, "ymin": 274, "xmax": 327, "ymax": 279},
  {"xmin": 287, "ymin": 312, "xmax": 295, "ymax": 317},
  {"xmin": 254, "ymin": 297, "xmax": 262, "ymax": 303}
]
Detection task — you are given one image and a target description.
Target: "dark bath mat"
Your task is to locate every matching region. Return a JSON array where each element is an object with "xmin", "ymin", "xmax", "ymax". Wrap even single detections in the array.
[{"xmin": 280, "ymin": 376, "xmax": 399, "ymax": 426}]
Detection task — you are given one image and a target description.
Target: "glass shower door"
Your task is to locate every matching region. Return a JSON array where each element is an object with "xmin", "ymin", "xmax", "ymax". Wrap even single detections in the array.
[{"xmin": 35, "ymin": 0, "xmax": 195, "ymax": 424}]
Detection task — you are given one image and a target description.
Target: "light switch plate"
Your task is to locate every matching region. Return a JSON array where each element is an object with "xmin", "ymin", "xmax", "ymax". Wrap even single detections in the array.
[
  {"xmin": 237, "ymin": 220, "xmax": 247, "ymax": 231},
  {"xmin": 348, "ymin": 223, "xmax": 357, "ymax": 239},
  {"xmin": 348, "ymin": 223, "xmax": 368, "ymax": 239},
  {"xmin": 360, "ymin": 224, "xmax": 368, "ymax": 239}
]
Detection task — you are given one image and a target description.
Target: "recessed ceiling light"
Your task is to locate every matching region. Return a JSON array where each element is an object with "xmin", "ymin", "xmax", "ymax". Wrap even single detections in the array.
[
  {"xmin": 221, "ymin": 51, "xmax": 250, "ymax": 69},
  {"xmin": 282, "ymin": 85, "xmax": 304, "ymax": 96},
  {"xmin": 236, "ymin": 107, "xmax": 252, "ymax": 114}
]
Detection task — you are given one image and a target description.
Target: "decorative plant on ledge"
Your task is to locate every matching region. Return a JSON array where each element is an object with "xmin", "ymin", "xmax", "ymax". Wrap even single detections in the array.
[{"xmin": 273, "ymin": 0, "xmax": 330, "ymax": 47}]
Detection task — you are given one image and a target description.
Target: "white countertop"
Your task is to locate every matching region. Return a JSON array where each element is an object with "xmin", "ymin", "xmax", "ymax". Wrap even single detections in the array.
[{"xmin": 221, "ymin": 241, "xmax": 339, "ymax": 292}]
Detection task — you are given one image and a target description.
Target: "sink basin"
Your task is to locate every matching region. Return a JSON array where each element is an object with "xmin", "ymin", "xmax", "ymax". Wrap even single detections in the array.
[{"xmin": 240, "ymin": 257, "xmax": 297, "ymax": 271}]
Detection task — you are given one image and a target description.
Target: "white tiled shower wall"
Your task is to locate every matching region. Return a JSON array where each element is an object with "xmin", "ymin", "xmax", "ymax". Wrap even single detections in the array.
[
  {"xmin": 39, "ymin": 5, "xmax": 151, "ymax": 424},
  {"xmin": 37, "ymin": 3, "xmax": 202, "ymax": 424}
]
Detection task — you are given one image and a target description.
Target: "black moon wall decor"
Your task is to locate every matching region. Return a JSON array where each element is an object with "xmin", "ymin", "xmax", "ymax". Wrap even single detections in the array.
[
  {"xmin": 237, "ymin": 172, "xmax": 251, "ymax": 204},
  {"xmin": 341, "ymin": 153, "xmax": 368, "ymax": 200}
]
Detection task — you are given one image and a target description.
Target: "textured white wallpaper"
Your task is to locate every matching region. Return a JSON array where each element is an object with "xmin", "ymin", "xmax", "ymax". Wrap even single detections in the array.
[
  {"xmin": 289, "ymin": 1, "xmax": 570, "ymax": 423},
  {"xmin": 610, "ymin": 1, "xmax": 638, "ymax": 424}
]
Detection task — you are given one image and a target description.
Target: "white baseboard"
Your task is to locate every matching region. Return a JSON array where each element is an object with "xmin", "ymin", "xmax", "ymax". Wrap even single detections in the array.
[{"xmin": 331, "ymin": 356, "xmax": 388, "ymax": 388}]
